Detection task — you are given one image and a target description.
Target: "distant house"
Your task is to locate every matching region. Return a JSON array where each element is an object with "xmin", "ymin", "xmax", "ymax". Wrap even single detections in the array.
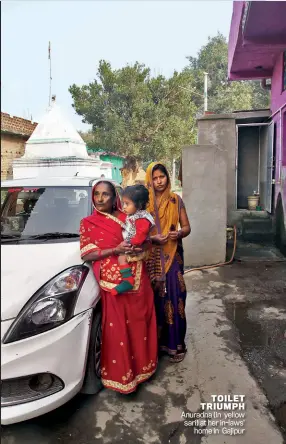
[
  {"xmin": 1, "ymin": 113, "xmax": 37, "ymax": 180},
  {"xmin": 87, "ymin": 147, "xmax": 125, "ymax": 184}
]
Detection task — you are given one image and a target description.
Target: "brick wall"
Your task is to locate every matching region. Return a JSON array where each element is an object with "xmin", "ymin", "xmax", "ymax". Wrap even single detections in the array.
[
  {"xmin": 1, "ymin": 113, "xmax": 37, "ymax": 137},
  {"xmin": 1, "ymin": 113, "xmax": 38, "ymax": 181},
  {"xmin": 1, "ymin": 134, "xmax": 27, "ymax": 180}
]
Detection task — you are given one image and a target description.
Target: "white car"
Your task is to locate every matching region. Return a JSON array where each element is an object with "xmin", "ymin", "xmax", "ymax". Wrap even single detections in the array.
[{"xmin": 1, "ymin": 176, "xmax": 122, "ymax": 425}]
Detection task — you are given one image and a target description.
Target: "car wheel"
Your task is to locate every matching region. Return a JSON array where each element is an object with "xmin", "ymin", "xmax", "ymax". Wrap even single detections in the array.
[
  {"xmin": 81, "ymin": 309, "xmax": 103, "ymax": 395},
  {"xmin": 275, "ymin": 198, "xmax": 286, "ymax": 256}
]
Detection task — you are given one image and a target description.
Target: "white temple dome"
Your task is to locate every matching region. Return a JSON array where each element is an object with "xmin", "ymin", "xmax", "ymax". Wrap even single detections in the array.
[{"xmin": 24, "ymin": 98, "xmax": 88, "ymax": 159}]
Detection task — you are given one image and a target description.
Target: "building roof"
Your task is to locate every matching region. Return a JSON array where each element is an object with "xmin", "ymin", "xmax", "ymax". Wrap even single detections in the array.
[
  {"xmin": 22, "ymin": 98, "xmax": 90, "ymax": 159},
  {"xmin": 228, "ymin": 1, "xmax": 286, "ymax": 81},
  {"xmin": 27, "ymin": 99, "xmax": 85, "ymax": 146},
  {"xmin": 198, "ymin": 109, "xmax": 270, "ymax": 121},
  {"xmin": 1, "ymin": 112, "xmax": 38, "ymax": 137},
  {"xmin": 87, "ymin": 147, "xmax": 125, "ymax": 159}
]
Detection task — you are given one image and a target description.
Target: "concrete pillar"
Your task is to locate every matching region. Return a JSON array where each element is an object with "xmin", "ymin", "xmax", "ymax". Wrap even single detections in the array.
[
  {"xmin": 182, "ymin": 144, "xmax": 227, "ymax": 267},
  {"xmin": 197, "ymin": 118, "xmax": 236, "ymax": 224}
]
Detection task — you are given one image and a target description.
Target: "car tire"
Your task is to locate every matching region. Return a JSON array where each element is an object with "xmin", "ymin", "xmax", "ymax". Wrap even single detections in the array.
[
  {"xmin": 81, "ymin": 308, "xmax": 103, "ymax": 395},
  {"xmin": 275, "ymin": 198, "xmax": 286, "ymax": 256}
]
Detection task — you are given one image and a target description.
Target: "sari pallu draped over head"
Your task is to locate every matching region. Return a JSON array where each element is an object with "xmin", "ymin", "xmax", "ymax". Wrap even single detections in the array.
[
  {"xmin": 80, "ymin": 180, "xmax": 158, "ymax": 393},
  {"xmin": 79, "ymin": 182, "xmax": 142, "ymax": 291},
  {"xmin": 145, "ymin": 162, "xmax": 180, "ymax": 282}
]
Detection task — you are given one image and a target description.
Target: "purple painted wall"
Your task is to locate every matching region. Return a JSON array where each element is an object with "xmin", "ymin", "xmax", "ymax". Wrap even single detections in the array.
[
  {"xmin": 273, "ymin": 112, "xmax": 285, "ymax": 201},
  {"xmin": 283, "ymin": 112, "xmax": 286, "ymax": 167},
  {"xmin": 228, "ymin": 1, "xmax": 286, "ymax": 81},
  {"xmin": 228, "ymin": 1, "xmax": 286, "ymax": 239},
  {"xmin": 271, "ymin": 52, "xmax": 286, "ymax": 113},
  {"xmin": 227, "ymin": 1, "xmax": 244, "ymax": 79},
  {"xmin": 271, "ymin": 53, "xmax": 286, "ymax": 213}
]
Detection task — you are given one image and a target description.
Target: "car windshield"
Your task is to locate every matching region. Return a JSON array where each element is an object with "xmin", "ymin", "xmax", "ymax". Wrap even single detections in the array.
[{"xmin": 1, "ymin": 186, "xmax": 91, "ymax": 242}]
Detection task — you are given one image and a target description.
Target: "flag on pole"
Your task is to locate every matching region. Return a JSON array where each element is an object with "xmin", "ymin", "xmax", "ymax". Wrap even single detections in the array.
[{"xmin": 48, "ymin": 41, "xmax": 51, "ymax": 60}]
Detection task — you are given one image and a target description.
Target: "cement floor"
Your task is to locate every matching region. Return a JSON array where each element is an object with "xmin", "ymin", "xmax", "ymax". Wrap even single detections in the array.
[{"xmin": 2, "ymin": 261, "xmax": 285, "ymax": 444}]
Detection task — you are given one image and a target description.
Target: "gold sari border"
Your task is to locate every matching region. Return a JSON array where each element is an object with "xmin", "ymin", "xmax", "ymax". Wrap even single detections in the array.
[
  {"xmin": 96, "ymin": 209, "xmax": 126, "ymax": 228},
  {"xmin": 102, "ymin": 368, "xmax": 156, "ymax": 393},
  {"xmin": 126, "ymin": 252, "xmax": 148, "ymax": 263},
  {"xmin": 81, "ymin": 243, "xmax": 99, "ymax": 256},
  {"xmin": 100, "ymin": 260, "xmax": 142, "ymax": 292}
]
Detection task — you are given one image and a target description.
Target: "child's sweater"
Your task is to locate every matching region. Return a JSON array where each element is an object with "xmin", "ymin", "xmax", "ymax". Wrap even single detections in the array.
[{"xmin": 123, "ymin": 210, "xmax": 155, "ymax": 246}]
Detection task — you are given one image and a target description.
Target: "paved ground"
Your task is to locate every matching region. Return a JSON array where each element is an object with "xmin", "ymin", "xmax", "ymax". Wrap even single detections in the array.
[
  {"xmin": 234, "ymin": 241, "xmax": 286, "ymax": 262},
  {"xmin": 2, "ymin": 261, "xmax": 285, "ymax": 444}
]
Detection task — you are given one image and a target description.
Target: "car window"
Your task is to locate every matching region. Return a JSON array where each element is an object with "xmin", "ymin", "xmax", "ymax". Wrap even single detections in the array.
[{"xmin": 1, "ymin": 186, "xmax": 91, "ymax": 241}]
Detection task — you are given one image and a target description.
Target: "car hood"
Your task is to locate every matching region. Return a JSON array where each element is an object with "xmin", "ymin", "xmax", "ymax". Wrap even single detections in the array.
[{"xmin": 1, "ymin": 241, "xmax": 83, "ymax": 321}]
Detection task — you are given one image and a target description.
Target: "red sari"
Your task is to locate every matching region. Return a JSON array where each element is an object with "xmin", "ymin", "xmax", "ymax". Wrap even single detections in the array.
[{"xmin": 80, "ymin": 208, "xmax": 157, "ymax": 393}]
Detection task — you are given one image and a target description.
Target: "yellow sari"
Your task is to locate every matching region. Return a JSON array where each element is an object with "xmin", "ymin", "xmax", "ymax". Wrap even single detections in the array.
[{"xmin": 145, "ymin": 162, "xmax": 180, "ymax": 281}]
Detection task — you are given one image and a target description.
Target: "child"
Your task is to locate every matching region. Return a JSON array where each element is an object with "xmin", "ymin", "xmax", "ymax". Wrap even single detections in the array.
[{"xmin": 110, "ymin": 184, "xmax": 155, "ymax": 296}]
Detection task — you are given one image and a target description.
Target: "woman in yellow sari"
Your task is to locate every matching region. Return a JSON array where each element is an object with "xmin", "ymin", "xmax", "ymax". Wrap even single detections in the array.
[{"xmin": 146, "ymin": 162, "xmax": 191, "ymax": 362}]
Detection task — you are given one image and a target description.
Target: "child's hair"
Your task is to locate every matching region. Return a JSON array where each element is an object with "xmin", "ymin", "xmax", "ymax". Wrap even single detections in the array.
[{"xmin": 122, "ymin": 184, "xmax": 149, "ymax": 210}]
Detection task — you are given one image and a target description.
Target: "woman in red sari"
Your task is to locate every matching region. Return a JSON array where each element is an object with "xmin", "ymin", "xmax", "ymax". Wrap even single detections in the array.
[{"xmin": 80, "ymin": 181, "xmax": 157, "ymax": 393}]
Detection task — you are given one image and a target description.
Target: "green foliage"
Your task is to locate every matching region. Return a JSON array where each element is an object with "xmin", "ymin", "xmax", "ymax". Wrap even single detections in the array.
[
  {"xmin": 185, "ymin": 32, "xmax": 269, "ymax": 113},
  {"xmin": 70, "ymin": 61, "xmax": 196, "ymax": 164},
  {"xmin": 70, "ymin": 33, "xmax": 269, "ymax": 162}
]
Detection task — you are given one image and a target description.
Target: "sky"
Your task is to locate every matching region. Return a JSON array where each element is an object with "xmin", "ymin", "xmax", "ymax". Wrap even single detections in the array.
[{"xmin": 1, "ymin": 0, "xmax": 233, "ymax": 131}]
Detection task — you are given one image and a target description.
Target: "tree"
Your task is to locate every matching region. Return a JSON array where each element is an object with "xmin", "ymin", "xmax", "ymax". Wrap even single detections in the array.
[
  {"xmin": 71, "ymin": 33, "xmax": 269, "ymax": 164},
  {"xmin": 69, "ymin": 61, "xmax": 197, "ymax": 164},
  {"xmin": 185, "ymin": 32, "xmax": 269, "ymax": 114}
]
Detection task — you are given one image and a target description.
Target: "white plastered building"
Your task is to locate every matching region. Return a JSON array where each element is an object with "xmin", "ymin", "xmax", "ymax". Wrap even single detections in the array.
[{"xmin": 13, "ymin": 98, "xmax": 113, "ymax": 179}]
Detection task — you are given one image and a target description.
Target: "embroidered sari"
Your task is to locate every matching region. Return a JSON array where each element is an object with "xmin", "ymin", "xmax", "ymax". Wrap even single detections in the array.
[
  {"xmin": 145, "ymin": 162, "xmax": 187, "ymax": 358},
  {"xmin": 80, "ymin": 186, "xmax": 157, "ymax": 393}
]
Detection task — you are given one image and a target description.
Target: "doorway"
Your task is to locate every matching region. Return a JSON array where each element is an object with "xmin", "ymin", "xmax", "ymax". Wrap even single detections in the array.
[{"xmin": 236, "ymin": 123, "xmax": 274, "ymax": 212}]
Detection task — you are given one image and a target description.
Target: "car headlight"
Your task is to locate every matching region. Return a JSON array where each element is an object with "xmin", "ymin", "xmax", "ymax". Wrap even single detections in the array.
[{"xmin": 3, "ymin": 265, "xmax": 89, "ymax": 344}]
